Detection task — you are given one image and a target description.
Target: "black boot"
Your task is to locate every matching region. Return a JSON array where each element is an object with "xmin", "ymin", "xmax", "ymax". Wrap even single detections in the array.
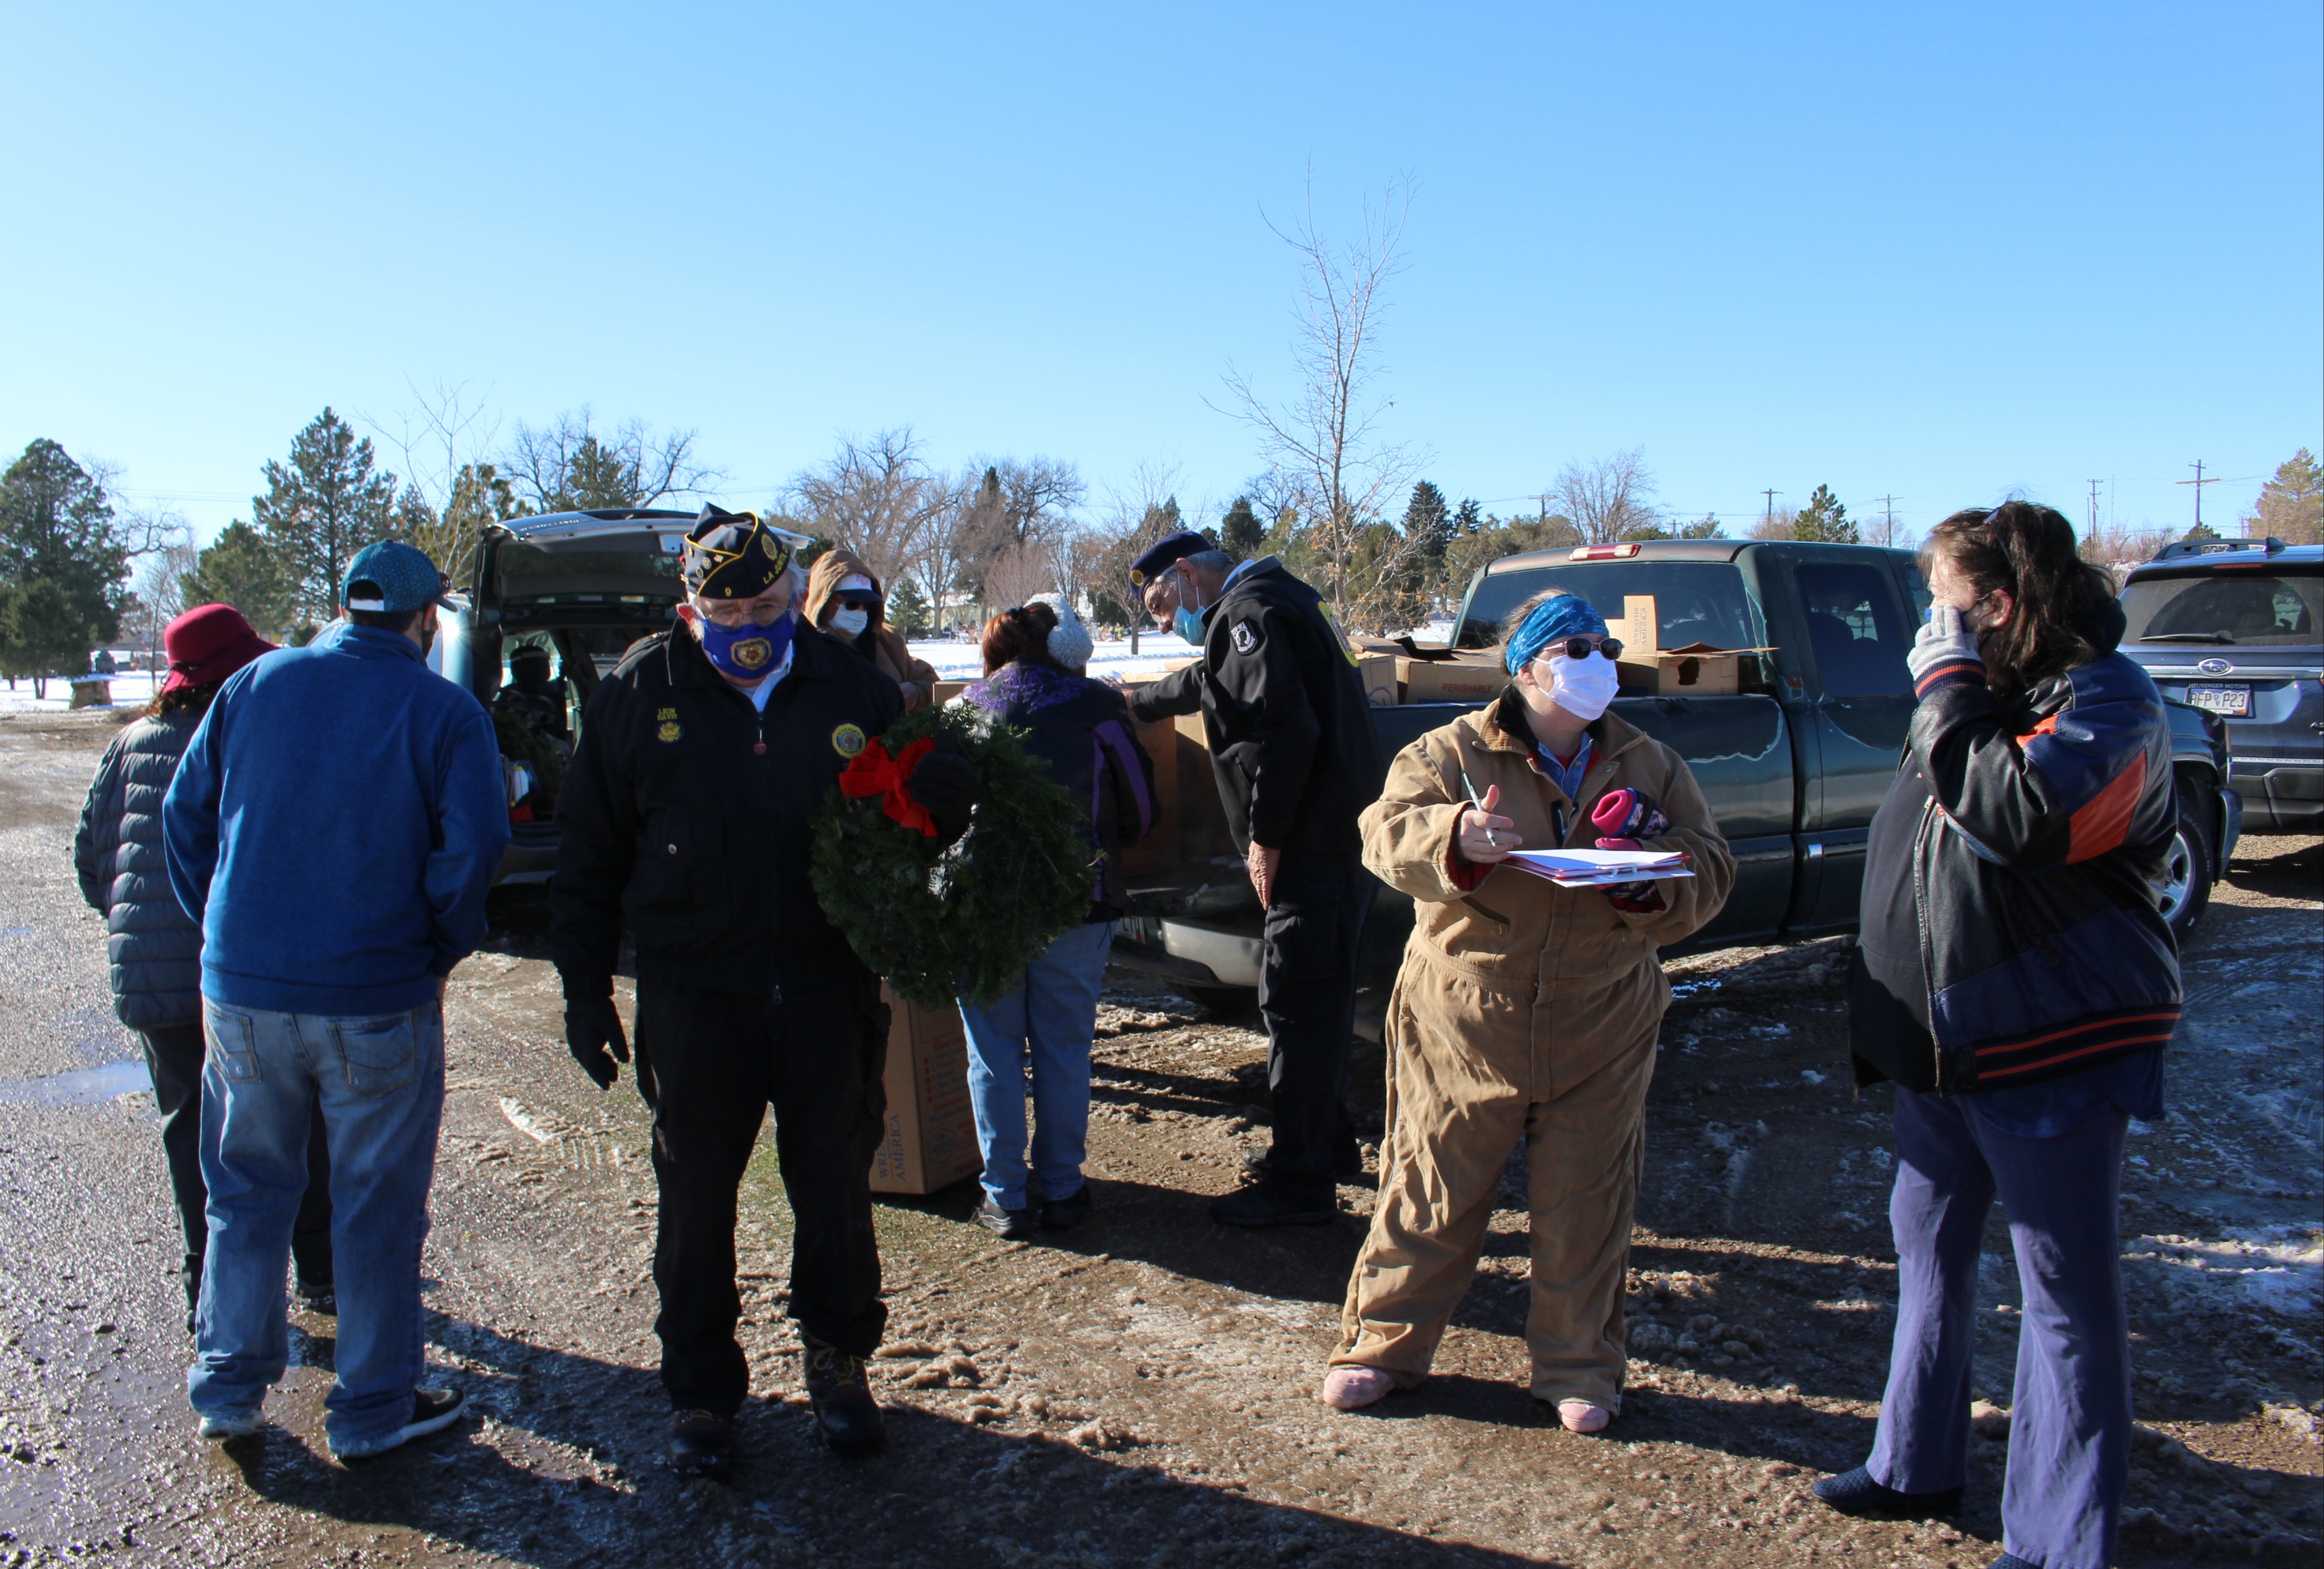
[
  {"xmin": 669, "ymin": 1409, "xmax": 737, "ymax": 1479},
  {"xmin": 802, "ymin": 1340, "xmax": 885, "ymax": 1456}
]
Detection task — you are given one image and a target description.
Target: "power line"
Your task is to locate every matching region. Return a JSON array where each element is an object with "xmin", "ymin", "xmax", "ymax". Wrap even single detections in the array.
[{"xmin": 2176, "ymin": 460, "xmax": 2223, "ymax": 531}]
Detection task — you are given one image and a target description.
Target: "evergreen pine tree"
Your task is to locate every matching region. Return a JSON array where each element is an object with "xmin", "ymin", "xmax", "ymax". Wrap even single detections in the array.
[
  {"xmin": 1220, "ymin": 496, "xmax": 1264, "ymax": 556},
  {"xmin": 1452, "ymin": 498, "xmax": 1483, "ymax": 536},
  {"xmin": 253, "ymin": 409, "xmax": 400, "ymax": 622},
  {"xmin": 885, "ymin": 578, "xmax": 933, "ymax": 637},
  {"xmin": 2, "ymin": 577, "xmax": 93, "ymax": 698},
  {"xmin": 182, "ymin": 521, "xmax": 297, "ymax": 636},
  {"xmin": 1793, "ymin": 485, "xmax": 1859, "ymax": 543},
  {"xmin": 2246, "ymin": 449, "xmax": 2323, "ymax": 543},
  {"xmin": 0, "ymin": 439, "xmax": 133, "ymax": 644},
  {"xmin": 1401, "ymin": 480, "xmax": 1452, "ymax": 560}
]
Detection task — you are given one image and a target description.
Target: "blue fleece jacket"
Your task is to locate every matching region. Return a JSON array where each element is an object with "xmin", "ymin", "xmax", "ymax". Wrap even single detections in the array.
[{"xmin": 163, "ymin": 623, "xmax": 511, "ymax": 1015}]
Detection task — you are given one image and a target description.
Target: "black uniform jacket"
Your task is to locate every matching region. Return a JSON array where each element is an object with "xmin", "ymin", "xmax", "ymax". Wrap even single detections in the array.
[
  {"xmin": 1127, "ymin": 556, "xmax": 1382, "ymax": 858},
  {"xmin": 551, "ymin": 622, "xmax": 904, "ymax": 994}
]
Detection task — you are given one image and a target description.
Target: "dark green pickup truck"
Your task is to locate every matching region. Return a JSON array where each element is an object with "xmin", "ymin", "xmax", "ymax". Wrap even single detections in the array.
[{"xmin": 1111, "ymin": 539, "xmax": 2240, "ymax": 1028}]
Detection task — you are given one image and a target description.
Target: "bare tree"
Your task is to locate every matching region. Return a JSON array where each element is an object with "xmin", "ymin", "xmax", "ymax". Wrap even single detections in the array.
[
  {"xmin": 1217, "ymin": 176, "xmax": 1427, "ymax": 630},
  {"xmin": 786, "ymin": 430, "xmax": 946, "ymax": 588},
  {"xmin": 1748, "ymin": 505, "xmax": 1800, "ymax": 541},
  {"xmin": 503, "ymin": 407, "xmax": 720, "ymax": 514},
  {"xmin": 951, "ymin": 457, "xmax": 1085, "ymax": 609},
  {"xmin": 1553, "ymin": 449, "xmax": 1662, "ymax": 544},
  {"xmin": 122, "ymin": 510, "xmax": 197, "ymax": 667},
  {"xmin": 365, "ymin": 379, "xmax": 501, "ymax": 513}
]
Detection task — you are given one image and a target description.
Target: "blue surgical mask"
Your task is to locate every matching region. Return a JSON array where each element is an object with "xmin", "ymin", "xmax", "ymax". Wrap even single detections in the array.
[
  {"xmin": 1172, "ymin": 573, "xmax": 1209, "ymax": 646},
  {"xmin": 696, "ymin": 609, "xmax": 795, "ymax": 680}
]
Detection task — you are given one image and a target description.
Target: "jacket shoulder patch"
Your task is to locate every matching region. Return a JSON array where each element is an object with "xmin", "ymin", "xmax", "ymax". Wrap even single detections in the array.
[
  {"xmin": 832, "ymin": 723, "xmax": 867, "ymax": 758},
  {"xmin": 1230, "ymin": 621, "xmax": 1258, "ymax": 655}
]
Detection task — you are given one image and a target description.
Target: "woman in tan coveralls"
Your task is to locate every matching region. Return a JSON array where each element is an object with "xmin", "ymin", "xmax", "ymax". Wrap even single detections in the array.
[{"xmin": 1322, "ymin": 589, "xmax": 1734, "ymax": 1431}]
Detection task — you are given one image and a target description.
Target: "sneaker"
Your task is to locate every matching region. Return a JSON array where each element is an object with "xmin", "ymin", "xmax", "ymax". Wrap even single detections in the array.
[
  {"xmin": 330, "ymin": 1387, "xmax": 467, "ymax": 1462},
  {"xmin": 1555, "ymin": 1399, "xmax": 1612, "ymax": 1433},
  {"xmin": 197, "ymin": 1408, "xmax": 262, "ymax": 1441},
  {"xmin": 1320, "ymin": 1366, "xmax": 1395, "ymax": 1410},
  {"xmin": 802, "ymin": 1341, "xmax": 885, "ymax": 1456},
  {"xmin": 975, "ymin": 1194, "xmax": 1039, "ymax": 1240},
  {"xmin": 1040, "ymin": 1183, "xmax": 1093, "ymax": 1231},
  {"xmin": 1209, "ymin": 1180, "xmax": 1338, "ymax": 1228},
  {"xmin": 296, "ymin": 1281, "xmax": 337, "ymax": 1316},
  {"xmin": 669, "ymin": 1409, "xmax": 737, "ymax": 1479},
  {"xmin": 1811, "ymin": 1464, "xmax": 1962, "ymax": 1517}
]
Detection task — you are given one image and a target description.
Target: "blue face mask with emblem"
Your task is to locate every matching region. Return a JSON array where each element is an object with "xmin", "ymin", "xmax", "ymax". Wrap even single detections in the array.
[{"xmin": 696, "ymin": 609, "xmax": 795, "ymax": 681}]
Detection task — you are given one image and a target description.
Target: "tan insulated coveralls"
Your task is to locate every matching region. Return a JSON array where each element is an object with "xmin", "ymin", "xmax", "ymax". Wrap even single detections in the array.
[{"xmin": 1336, "ymin": 695, "xmax": 1734, "ymax": 1410}]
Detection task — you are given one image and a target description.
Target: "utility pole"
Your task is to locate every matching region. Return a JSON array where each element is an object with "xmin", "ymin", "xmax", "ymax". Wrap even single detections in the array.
[
  {"xmin": 2085, "ymin": 479, "xmax": 2103, "ymax": 551},
  {"xmin": 1762, "ymin": 489, "xmax": 1779, "ymax": 531},
  {"xmin": 2177, "ymin": 460, "xmax": 2221, "ymax": 533},
  {"xmin": 1875, "ymin": 495, "xmax": 1900, "ymax": 548}
]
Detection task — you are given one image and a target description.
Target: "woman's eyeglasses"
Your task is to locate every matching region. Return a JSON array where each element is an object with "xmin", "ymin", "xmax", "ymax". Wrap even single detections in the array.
[
  {"xmin": 836, "ymin": 595, "xmax": 882, "ymax": 612},
  {"xmin": 1556, "ymin": 636, "xmax": 1623, "ymax": 661}
]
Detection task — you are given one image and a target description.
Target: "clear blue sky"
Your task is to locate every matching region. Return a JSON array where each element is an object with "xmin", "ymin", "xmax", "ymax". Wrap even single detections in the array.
[{"xmin": 4, "ymin": 2, "xmax": 2317, "ymax": 548}]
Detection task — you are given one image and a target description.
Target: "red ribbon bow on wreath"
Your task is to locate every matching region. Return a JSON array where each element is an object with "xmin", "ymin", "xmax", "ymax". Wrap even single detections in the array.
[{"xmin": 837, "ymin": 735, "xmax": 938, "ymax": 838}]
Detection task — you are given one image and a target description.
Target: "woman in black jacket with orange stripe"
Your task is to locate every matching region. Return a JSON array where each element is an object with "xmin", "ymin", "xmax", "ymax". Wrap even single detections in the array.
[{"xmin": 1817, "ymin": 503, "xmax": 2180, "ymax": 1569}]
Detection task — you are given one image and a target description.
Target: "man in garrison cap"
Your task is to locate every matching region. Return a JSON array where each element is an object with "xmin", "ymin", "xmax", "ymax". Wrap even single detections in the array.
[
  {"xmin": 1125, "ymin": 531, "xmax": 1383, "ymax": 1226},
  {"xmin": 551, "ymin": 505, "xmax": 976, "ymax": 1474}
]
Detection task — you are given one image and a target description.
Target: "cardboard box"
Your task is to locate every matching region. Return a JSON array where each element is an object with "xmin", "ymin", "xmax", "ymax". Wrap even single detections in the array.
[
  {"xmin": 1604, "ymin": 595, "xmax": 1760, "ymax": 697},
  {"xmin": 1354, "ymin": 651, "xmax": 1400, "ymax": 706},
  {"xmin": 870, "ymin": 986, "xmax": 983, "ymax": 1196},
  {"xmin": 1396, "ymin": 652, "xmax": 1507, "ymax": 705}
]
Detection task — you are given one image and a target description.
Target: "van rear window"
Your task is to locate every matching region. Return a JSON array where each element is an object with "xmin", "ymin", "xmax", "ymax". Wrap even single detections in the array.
[
  {"xmin": 496, "ymin": 541, "xmax": 681, "ymax": 601},
  {"xmin": 1457, "ymin": 562, "xmax": 1763, "ymax": 652}
]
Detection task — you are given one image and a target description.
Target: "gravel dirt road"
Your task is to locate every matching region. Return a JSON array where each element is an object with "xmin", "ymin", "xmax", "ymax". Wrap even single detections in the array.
[{"xmin": 0, "ymin": 709, "xmax": 2315, "ymax": 1567}]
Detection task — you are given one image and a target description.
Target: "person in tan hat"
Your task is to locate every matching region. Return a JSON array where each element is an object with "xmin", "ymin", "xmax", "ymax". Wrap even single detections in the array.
[{"xmin": 801, "ymin": 549, "xmax": 939, "ymax": 711}]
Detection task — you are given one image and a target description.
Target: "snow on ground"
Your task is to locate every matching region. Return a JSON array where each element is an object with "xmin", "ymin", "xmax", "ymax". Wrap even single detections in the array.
[
  {"xmin": 0, "ymin": 671, "xmax": 159, "ymax": 713},
  {"xmin": 907, "ymin": 616, "xmax": 1457, "ymax": 685}
]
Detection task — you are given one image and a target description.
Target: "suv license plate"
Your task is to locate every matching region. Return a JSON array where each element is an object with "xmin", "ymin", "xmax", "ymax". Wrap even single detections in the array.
[{"xmin": 2186, "ymin": 683, "xmax": 2250, "ymax": 716}]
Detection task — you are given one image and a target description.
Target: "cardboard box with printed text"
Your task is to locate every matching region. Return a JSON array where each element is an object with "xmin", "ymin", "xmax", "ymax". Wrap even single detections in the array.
[{"xmin": 869, "ymin": 985, "xmax": 982, "ymax": 1196}]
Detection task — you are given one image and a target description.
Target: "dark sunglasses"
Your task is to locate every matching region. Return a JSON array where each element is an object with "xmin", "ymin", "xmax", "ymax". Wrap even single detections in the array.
[
  {"xmin": 835, "ymin": 595, "xmax": 883, "ymax": 611},
  {"xmin": 1555, "ymin": 636, "xmax": 1623, "ymax": 661}
]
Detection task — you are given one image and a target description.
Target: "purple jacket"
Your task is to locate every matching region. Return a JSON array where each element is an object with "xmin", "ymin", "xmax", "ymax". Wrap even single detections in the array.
[{"xmin": 961, "ymin": 662, "xmax": 1156, "ymax": 920}]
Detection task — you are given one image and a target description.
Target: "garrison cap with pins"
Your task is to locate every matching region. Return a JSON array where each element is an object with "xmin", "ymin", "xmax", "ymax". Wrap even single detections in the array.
[
  {"xmin": 682, "ymin": 504, "xmax": 794, "ymax": 599},
  {"xmin": 1126, "ymin": 530, "xmax": 1211, "ymax": 595}
]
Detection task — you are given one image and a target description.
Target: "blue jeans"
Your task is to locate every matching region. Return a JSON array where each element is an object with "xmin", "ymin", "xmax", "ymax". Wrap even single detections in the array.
[
  {"xmin": 960, "ymin": 920, "xmax": 1114, "ymax": 1210},
  {"xmin": 187, "ymin": 998, "xmax": 446, "ymax": 1453},
  {"xmin": 1871, "ymin": 1084, "xmax": 2132, "ymax": 1569}
]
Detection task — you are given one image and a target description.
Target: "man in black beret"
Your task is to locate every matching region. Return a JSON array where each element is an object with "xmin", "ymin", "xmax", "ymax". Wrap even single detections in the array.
[
  {"xmin": 551, "ymin": 504, "xmax": 975, "ymax": 1474},
  {"xmin": 1125, "ymin": 531, "xmax": 1382, "ymax": 1226}
]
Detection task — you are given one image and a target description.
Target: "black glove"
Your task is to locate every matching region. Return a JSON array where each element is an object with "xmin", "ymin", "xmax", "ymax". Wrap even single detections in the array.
[
  {"xmin": 562, "ymin": 983, "xmax": 630, "ymax": 1090},
  {"xmin": 908, "ymin": 748, "xmax": 978, "ymax": 846}
]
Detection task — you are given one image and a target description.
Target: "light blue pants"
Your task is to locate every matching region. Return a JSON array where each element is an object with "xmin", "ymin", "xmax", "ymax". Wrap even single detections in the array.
[
  {"xmin": 959, "ymin": 920, "xmax": 1115, "ymax": 1210},
  {"xmin": 187, "ymin": 998, "xmax": 445, "ymax": 1453},
  {"xmin": 1871, "ymin": 1084, "xmax": 2133, "ymax": 1569}
]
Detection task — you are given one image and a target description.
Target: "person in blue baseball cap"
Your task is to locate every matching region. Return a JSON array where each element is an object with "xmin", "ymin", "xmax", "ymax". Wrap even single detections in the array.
[{"xmin": 163, "ymin": 537, "xmax": 509, "ymax": 1461}]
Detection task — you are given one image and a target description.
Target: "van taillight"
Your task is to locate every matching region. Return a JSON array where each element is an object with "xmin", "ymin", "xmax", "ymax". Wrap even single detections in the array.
[{"xmin": 1569, "ymin": 543, "xmax": 1642, "ymax": 560}]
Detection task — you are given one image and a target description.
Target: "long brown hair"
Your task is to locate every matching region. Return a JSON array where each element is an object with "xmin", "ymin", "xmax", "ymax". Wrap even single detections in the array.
[
  {"xmin": 142, "ymin": 682, "xmax": 222, "ymax": 720},
  {"xmin": 981, "ymin": 603, "xmax": 1062, "ymax": 676},
  {"xmin": 1921, "ymin": 501, "xmax": 2116, "ymax": 695}
]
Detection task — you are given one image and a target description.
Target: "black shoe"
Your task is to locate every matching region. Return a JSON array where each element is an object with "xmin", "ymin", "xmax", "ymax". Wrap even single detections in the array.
[
  {"xmin": 803, "ymin": 1342, "xmax": 885, "ymax": 1456},
  {"xmin": 1811, "ymin": 1465, "xmax": 1962, "ymax": 1517},
  {"xmin": 1040, "ymin": 1184, "xmax": 1093, "ymax": 1231},
  {"xmin": 296, "ymin": 1281, "xmax": 337, "ymax": 1316},
  {"xmin": 975, "ymin": 1195, "xmax": 1039, "ymax": 1240},
  {"xmin": 1209, "ymin": 1180, "xmax": 1338, "ymax": 1228},
  {"xmin": 1332, "ymin": 1137, "xmax": 1365, "ymax": 1181},
  {"xmin": 331, "ymin": 1387, "xmax": 467, "ymax": 1461},
  {"xmin": 669, "ymin": 1409, "xmax": 736, "ymax": 1479}
]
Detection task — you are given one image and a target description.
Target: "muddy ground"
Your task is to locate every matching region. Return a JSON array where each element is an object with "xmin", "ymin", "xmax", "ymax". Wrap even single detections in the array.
[{"xmin": 0, "ymin": 708, "xmax": 2317, "ymax": 1568}]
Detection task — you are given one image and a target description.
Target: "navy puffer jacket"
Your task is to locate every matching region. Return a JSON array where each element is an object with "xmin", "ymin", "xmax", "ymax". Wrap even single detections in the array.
[{"xmin": 74, "ymin": 710, "xmax": 204, "ymax": 1030}]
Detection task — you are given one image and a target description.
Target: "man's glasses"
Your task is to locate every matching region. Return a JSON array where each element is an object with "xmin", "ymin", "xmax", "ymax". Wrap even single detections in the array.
[{"xmin": 694, "ymin": 597, "xmax": 789, "ymax": 628}]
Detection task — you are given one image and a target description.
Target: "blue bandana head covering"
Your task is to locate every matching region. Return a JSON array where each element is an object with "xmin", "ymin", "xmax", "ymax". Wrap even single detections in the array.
[{"xmin": 1503, "ymin": 593, "xmax": 1610, "ymax": 674}]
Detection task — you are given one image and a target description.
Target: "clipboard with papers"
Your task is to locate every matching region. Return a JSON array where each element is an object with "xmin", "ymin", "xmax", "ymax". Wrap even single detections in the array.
[{"xmin": 1500, "ymin": 848, "xmax": 1696, "ymax": 887}]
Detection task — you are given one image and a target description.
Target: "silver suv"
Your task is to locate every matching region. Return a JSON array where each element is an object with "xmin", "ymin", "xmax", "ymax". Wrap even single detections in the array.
[{"xmin": 2119, "ymin": 538, "xmax": 2323, "ymax": 834}]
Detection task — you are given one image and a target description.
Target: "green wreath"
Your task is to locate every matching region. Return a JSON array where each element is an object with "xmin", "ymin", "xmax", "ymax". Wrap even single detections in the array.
[{"xmin": 810, "ymin": 701, "xmax": 1096, "ymax": 1011}]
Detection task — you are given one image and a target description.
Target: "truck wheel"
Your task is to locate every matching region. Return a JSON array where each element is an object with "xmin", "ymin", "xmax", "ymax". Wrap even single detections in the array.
[{"xmin": 2156, "ymin": 774, "xmax": 2215, "ymax": 941}]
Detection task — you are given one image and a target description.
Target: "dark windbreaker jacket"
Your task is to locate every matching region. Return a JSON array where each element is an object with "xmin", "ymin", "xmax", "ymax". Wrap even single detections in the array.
[
  {"xmin": 1126, "ymin": 556, "xmax": 1382, "ymax": 858},
  {"xmin": 1850, "ymin": 601, "xmax": 2182, "ymax": 1094},
  {"xmin": 74, "ymin": 711, "xmax": 204, "ymax": 1030}
]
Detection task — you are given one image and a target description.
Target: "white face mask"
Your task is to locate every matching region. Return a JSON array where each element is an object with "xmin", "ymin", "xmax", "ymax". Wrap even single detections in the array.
[
  {"xmin": 1542, "ymin": 651, "xmax": 1619, "ymax": 721},
  {"xmin": 830, "ymin": 607, "xmax": 870, "ymax": 638}
]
